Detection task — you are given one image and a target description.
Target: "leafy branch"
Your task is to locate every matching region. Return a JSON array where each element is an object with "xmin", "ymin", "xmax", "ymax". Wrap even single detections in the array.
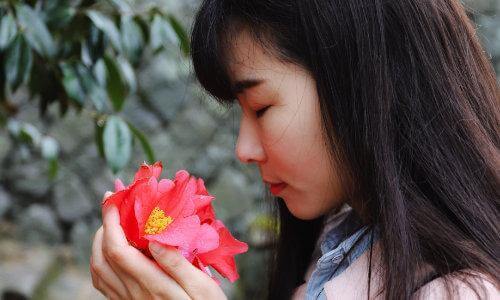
[{"xmin": 0, "ymin": 0, "xmax": 190, "ymax": 175}]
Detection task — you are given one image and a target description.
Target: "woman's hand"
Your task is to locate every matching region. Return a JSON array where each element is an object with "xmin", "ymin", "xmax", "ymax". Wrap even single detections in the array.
[{"xmin": 90, "ymin": 192, "xmax": 227, "ymax": 300}]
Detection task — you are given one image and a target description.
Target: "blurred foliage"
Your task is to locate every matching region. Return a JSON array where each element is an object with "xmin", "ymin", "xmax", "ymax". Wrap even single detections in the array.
[{"xmin": 0, "ymin": 0, "xmax": 189, "ymax": 175}]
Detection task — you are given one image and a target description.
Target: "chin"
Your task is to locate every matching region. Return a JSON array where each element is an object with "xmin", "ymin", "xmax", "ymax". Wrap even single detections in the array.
[{"xmin": 284, "ymin": 200, "xmax": 320, "ymax": 220}]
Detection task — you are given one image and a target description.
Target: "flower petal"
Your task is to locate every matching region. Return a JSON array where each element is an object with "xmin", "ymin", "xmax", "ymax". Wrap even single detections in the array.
[
  {"xmin": 146, "ymin": 215, "xmax": 200, "ymax": 248},
  {"xmin": 114, "ymin": 179, "xmax": 126, "ymax": 192},
  {"xmin": 196, "ymin": 178, "xmax": 209, "ymax": 195},
  {"xmin": 197, "ymin": 224, "xmax": 248, "ymax": 282},
  {"xmin": 158, "ymin": 179, "xmax": 174, "ymax": 195},
  {"xmin": 192, "ymin": 195, "xmax": 215, "ymax": 210},
  {"xmin": 133, "ymin": 161, "xmax": 163, "ymax": 182},
  {"xmin": 196, "ymin": 204, "xmax": 216, "ymax": 224},
  {"xmin": 192, "ymin": 223, "xmax": 219, "ymax": 254},
  {"xmin": 158, "ymin": 170, "xmax": 195, "ymax": 218}
]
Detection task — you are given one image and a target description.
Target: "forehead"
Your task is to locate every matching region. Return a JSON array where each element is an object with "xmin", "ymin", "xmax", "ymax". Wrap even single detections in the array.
[{"xmin": 225, "ymin": 30, "xmax": 282, "ymax": 82}]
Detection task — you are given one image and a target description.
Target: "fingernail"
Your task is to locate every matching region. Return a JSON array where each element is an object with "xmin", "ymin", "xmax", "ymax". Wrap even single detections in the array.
[{"xmin": 149, "ymin": 242, "xmax": 163, "ymax": 255}]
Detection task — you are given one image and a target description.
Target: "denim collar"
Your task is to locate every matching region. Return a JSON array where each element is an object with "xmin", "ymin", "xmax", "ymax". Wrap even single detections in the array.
[{"xmin": 305, "ymin": 209, "xmax": 379, "ymax": 300}]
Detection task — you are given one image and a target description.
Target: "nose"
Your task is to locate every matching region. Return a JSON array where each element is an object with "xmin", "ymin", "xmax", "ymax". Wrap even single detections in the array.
[{"xmin": 235, "ymin": 115, "xmax": 266, "ymax": 164}]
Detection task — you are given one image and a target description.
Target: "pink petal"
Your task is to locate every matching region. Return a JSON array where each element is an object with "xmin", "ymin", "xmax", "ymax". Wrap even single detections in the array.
[
  {"xmin": 192, "ymin": 223, "xmax": 219, "ymax": 254},
  {"xmin": 133, "ymin": 161, "xmax": 163, "ymax": 182},
  {"xmin": 114, "ymin": 179, "xmax": 126, "ymax": 192},
  {"xmin": 196, "ymin": 178, "xmax": 209, "ymax": 195},
  {"xmin": 212, "ymin": 219, "xmax": 225, "ymax": 231},
  {"xmin": 192, "ymin": 195, "xmax": 215, "ymax": 210},
  {"xmin": 158, "ymin": 179, "xmax": 175, "ymax": 194},
  {"xmin": 159, "ymin": 171, "xmax": 196, "ymax": 218},
  {"xmin": 146, "ymin": 215, "xmax": 200, "ymax": 248}
]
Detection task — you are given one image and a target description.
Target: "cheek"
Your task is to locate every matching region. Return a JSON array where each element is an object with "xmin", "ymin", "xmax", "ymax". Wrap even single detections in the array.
[{"xmin": 261, "ymin": 110, "xmax": 325, "ymax": 176}]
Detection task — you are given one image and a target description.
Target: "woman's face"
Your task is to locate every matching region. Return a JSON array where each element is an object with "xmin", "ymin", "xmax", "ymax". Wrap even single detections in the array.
[{"xmin": 227, "ymin": 31, "xmax": 346, "ymax": 220}]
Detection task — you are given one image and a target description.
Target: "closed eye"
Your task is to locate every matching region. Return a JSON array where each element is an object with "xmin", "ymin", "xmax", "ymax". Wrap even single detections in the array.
[{"xmin": 256, "ymin": 106, "xmax": 270, "ymax": 118}]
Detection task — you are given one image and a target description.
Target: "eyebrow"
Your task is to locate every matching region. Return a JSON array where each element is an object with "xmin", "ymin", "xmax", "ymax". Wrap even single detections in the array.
[{"xmin": 231, "ymin": 79, "xmax": 264, "ymax": 95}]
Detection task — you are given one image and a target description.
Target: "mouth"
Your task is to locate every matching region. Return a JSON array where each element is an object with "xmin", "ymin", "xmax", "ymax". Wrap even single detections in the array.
[{"xmin": 266, "ymin": 182, "xmax": 287, "ymax": 196}]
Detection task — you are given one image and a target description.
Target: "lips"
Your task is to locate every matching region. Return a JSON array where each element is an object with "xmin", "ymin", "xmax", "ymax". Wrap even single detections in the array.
[{"xmin": 269, "ymin": 182, "xmax": 287, "ymax": 196}]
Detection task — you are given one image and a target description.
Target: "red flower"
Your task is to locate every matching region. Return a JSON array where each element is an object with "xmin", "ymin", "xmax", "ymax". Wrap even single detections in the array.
[
  {"xmin": 195, "ymin": 220, "xmax": 249, "ymax": 282},
  {"xmin": 135, "ymin": 170, "xmax": 218, "ymax": 253},
  {"xmin": 102, "ymin": 162, "xmax": 248, "ymax": 283}
]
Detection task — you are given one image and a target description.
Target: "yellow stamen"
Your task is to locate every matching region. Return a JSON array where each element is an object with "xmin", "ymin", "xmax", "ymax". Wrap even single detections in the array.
[{"xmin": 144, "ymin": 207, "xmax": 173, "ymax": 235}]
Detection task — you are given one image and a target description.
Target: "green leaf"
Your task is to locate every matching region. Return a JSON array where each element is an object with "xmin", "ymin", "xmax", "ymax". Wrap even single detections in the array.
[
  {"xmin": 127, "ymin": 121, "xmax": 155, "ymax": 163},
  {"xmin": 47, "ymin": 158, "xmax": 58, "ymax": 180},
  {"xmin": 41, "ymin": 136, "xmax": 59, "ymax": 160},
  {"xmin": 60, "ymin": 62, "xmax": 85, "ymax": 105},
  {"xmin": 93, "ymin": 58, "xmax": 106, "ymax": 86},
  {"xmin": 87, "ymin": 10, "xmax": 122, "ymax": 52},
  {"xmin": 45, "ymin": 5, "xmax": 76, "ymax": 29},
  {"xmin": 5, "ymin": 35, "xmax": 33, "ymax": 92},
  {"xmin": 117, "ymin": 56, "xmax": 136, "ymax": 93},
  {"xmin": 150, "ymin": 14, "xmax": 177, "ymax": 52},
  {"xmin": 103, "ymin": 55, "xmax": 128, "ymax": 111},
  {"xmin": 0, "ymin": 13, "xmax": 17, "ymax": 50},
  {"xmin": 82, "ymin": 25, "xmax": 105, "ymax": 66},
  {"xmin": 167, "ymin": 15, "xmax": 190, "ymax": 56},
  {"xmin": 120, "ymin": 15, "xmax": 144, "ymax": 63},
  {"xmin": 103, "ymin": 115, "xmax": 132, "ymax": 174},
  {"xmin": 89, "ymin": 83, "xmax": 109, "ymax": 112},
  {"xmin": 16, "ymin": 4, "xmax": 56, "ymax": 58},
  {"xmin": 74, "ymin": 63, "xmax": 108, "ymax": 111},
  {"xmin": 109, "ymin": 0, "xmax": 133, "ymax": 13}
]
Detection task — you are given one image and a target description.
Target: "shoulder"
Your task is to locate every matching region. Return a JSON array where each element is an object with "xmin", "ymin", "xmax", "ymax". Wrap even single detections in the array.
[
  {"xmin": 323, "ymin": 240, "xmax": 385, "ymax": 299},
  {"xmin": 413, "ymin": 270, "xmax": 499, "ymax": 300},
  {"xmin": 323, "ymin": 242, "xmax": 499, "ymax": 300}
]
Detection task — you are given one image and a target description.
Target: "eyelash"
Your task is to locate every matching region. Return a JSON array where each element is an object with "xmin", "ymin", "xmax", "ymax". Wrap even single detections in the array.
[{"xmin": 256, "ymin": 106, "xmax": 270, "ymax": 118}]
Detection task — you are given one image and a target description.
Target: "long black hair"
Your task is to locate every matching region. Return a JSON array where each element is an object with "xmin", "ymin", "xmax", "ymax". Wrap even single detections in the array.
[{"xmin": 190, "ymin": 0, "xmax": 500, "ymax": 299}]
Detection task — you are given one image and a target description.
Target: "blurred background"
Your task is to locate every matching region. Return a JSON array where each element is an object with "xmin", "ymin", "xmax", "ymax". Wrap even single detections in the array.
[{"xmin": 0, "ymin": 0, "xmax": 498, "ymax": 299}]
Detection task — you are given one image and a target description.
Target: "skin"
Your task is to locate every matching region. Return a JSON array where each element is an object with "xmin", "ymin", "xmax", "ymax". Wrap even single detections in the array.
[
  {"xmin": 229, "ymin": 30, "xmax": 346, "ymax": 220},
  {"xmin": 90, "ymin": 30, "xmax": 346, "ymax": 298}
]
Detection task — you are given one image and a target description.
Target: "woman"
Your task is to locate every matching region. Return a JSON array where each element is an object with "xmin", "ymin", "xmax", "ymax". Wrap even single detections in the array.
[{"xmin": 90, "ymin": 0, "xmax": 500, "ymax": 299}]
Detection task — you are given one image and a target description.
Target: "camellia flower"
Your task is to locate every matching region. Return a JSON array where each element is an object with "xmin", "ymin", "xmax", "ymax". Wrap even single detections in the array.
[
  {"xmin": 102, "ymin": 161, "xmax": 248, "ymax": 282},
  {"xmin": 194, "ymin": 220, "xmax": 249, "ymax": 282}
]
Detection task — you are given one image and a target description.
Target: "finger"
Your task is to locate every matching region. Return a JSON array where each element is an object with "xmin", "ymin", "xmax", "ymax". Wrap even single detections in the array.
[
  {"xmin": 149, "ymin": 242, "xmax": 226, "ymax": 299},
  {"xmin": 100, "ymin": 205, "xmax": 150, "ymax": 295},
  {"xmin": 100, "ymin": 208, "xmax": 190, "ymax": 299},
  {"xmin": 91, "ymin": 227, "xmax": 130, "ymax": 299},
  {"xmin": 92, "ymin": 275, "xmax": 121, "ymax": 300},
  {"xmin": 104, "ymin": 244, "xmax": 190, "ymax": 299},
  {"xmin": 102, "ymin": 204, "xmax": 129, "ymax": 248},
  {"xmin": 100, "ymin": 204, "xmax": 154, "ymax": 293}
]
